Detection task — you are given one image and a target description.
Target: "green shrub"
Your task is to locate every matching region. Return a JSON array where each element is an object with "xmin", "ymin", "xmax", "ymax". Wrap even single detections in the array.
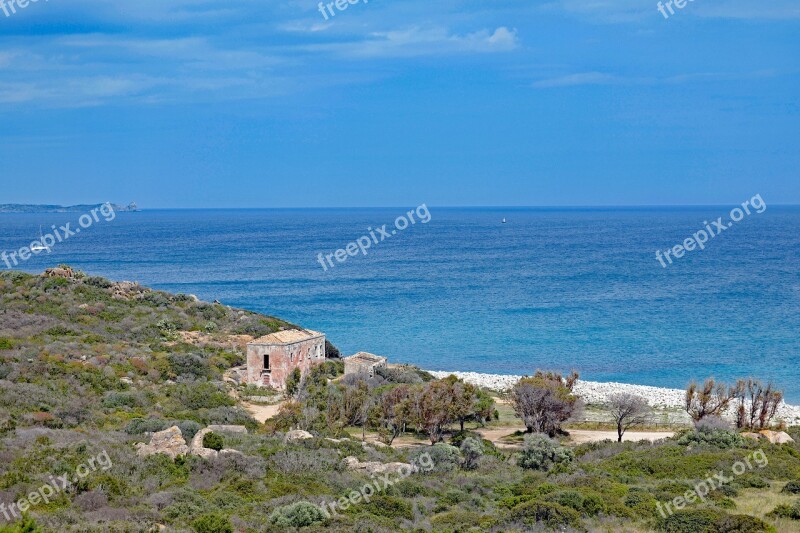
[
  {"xmin": 268, "ymin": 501, "xmax": 327, "ymax": 527},
  {"xmin": 509, "ymin": 499, "xmax": 582, "ymax": 529},
  {"xmin": 285, "ymin": 368, "xmax": 302, "ymax": 397},
  {"xmin": 411, "ymin": 443, "xmax": 461, "ymax": 473},
  {"xmin": 767, "ymin": 500, "xmax": 800, "ymax": 520},
  {"xmin": 0, "ymin": 515, "xmax": 41, "ymax": 533},
  {"xmin": 460, "ymin": 437, "xmax": 484, "ymax": 470},
  {"xmin": 716, "ymin": 514, "xmax": 775, "ymax": 532},
  {"xmin": 624, "ymin": 489, "xmax": 657, "ymax": 517},
  {"xmin": 203, "ymin": 432, "xmax": 224, "ymax": 451},
  {"xmin": 517, "ymin": 434, "xmax": 574, "ymax": 471},
  {"xmin": 361, "ymin": 495, "xmax": 414, "ymax": 520},
  {"xmin": 735, "ymin": 474, "xmax": 770, "ymax": 489},
  {"xmin": 0, "ymin": 338, "xmax": 14, "ymax": 350},
  {"xmin": 782, "ymin": 480, "xmax": 800, "ymax": 494},
  {"xmin": 660, "ymin": 509, "xmax": 724, "ymax": 532},
  {"xmin": 677, "ymin": 429, "xmax": 745, "ymax": 449},
  {"xmin": 546, "ymin": 490, "xmax": 585, "ymax": 513},
  {"xmin": 192, "ymin": 513, "xmax": 232, "ymax": 533}
]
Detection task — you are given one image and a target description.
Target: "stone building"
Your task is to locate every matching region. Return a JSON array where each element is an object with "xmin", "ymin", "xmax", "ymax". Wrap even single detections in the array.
[
  {"xmin": 343, "ymin": 352, "xmax": 387, "ymax": 378},
  {"xmin": 246, "ymin": 329, "xmax": 325, "ymax": 390}
]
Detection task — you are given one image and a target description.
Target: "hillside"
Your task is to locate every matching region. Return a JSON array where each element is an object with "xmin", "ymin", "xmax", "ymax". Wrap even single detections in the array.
[{"xmin": 1, "ymin": 269, "xmax": 800, "ymax": 532}]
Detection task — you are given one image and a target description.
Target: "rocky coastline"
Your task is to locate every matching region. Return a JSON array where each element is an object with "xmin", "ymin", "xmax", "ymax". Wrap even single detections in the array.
[{"xmin": 427, "ymin": 370, "xmax": 800, "ymax": 424}]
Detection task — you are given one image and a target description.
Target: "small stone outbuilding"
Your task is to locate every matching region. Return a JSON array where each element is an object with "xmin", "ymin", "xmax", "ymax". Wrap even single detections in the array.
[{"xmin": 343, "ymin": 352, "xmax": 387, "ymax": 378}]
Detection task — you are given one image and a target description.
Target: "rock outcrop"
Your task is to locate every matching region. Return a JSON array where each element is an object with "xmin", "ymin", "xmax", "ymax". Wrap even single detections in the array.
[
  {"xmin": 285, "ymin": 430, "xmax": 314, "ymax": 441},
  {"xmin": 135, "ymin": 426, "xmax": 189, "ymax": 459},
  {"xmin": 343, "ymin": 456, "xmax": 416, "ymax": 475},
  {"xmin": 189, "ymin": 425, "xmax": 247, "ymax": 459},
  {"xmin": 759, "ymin": 430, "xmax": 794, "ymax": 444}
]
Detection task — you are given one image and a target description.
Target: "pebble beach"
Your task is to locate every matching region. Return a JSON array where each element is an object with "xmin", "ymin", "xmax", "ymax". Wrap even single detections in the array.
[{"xmin": 427, "ymin": 370, "xmax": 800, "ymax": 424}]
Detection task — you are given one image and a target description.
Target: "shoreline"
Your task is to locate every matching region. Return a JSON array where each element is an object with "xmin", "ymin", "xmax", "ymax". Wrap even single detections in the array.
[{"xmin": 426, "ymin": 370, "xmax": 800, "ymax": 424}]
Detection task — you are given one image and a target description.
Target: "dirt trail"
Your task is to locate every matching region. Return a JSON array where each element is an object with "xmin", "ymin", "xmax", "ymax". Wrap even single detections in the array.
[
  {"xmin": 242, "ymin": 401, "xmax": 284, "ymax": 424},
  {"xmin": 474, "ymin": 426, "xmax": 675, "ymax": 448}
]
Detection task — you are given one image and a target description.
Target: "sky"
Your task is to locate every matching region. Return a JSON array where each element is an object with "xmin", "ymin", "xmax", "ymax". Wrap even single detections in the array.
[{"xmin": 0, "ymin": 0, "xmax": 798, "ymax": 208}]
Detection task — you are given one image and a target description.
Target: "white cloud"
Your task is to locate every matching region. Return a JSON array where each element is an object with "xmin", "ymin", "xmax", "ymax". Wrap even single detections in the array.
[
  {"xmin": 533, "ymin": 72, "xmax": 619, "ymax": 88},
  {"xmin": 307, "ymin": 26, "xmax": 519, "ymax": 58}
]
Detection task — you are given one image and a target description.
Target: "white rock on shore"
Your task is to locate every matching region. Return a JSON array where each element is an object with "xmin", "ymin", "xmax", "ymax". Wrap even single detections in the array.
[{"xmin": 427, "ymin": 370, "xmax": 800, "ymax": 423}]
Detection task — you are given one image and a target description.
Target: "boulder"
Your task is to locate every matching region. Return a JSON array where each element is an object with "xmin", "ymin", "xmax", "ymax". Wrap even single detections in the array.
[
  {"xmin": 343, "ymin": 456, "xmax": 416, "ymax": 476},
  {"xmin": 135, "ymin": 426, "xmax": 189, "ymax": 459},
  {"xmin": 43, "ymin": 267, "xmax": 76, "ymax": 279},
  {"xmin": 285, "ymin": 430, "xmax": 314, "ymax": 441},
  {"xmin": 741, "ymin": 432, "xmax": 762, "ymax": 440},
  {"xmin": 759, "ymin": 430, "xmax": 794, "ymax": 444},
  {"xmin": 189, "ymin": 425, "xmax": 247, "ymax": 459}
]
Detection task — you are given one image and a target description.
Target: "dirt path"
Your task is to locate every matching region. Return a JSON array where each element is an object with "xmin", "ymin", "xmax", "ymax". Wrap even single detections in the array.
[
  {"xmin": 241, "ymin": 401, "xmax": 284, "ymax": 423},
  {"xmin": 568, "ymin": 429, "xmax": 675, "ymax": 444},
  {"xmin": 474, "ymin": 426, "xmax": 675, "ymax": 448}
]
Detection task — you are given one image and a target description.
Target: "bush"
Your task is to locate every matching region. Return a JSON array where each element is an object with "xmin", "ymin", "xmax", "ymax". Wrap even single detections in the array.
[
  {"xmin": 735, "ymin": 474, "xmax": 770, "ymax": 489},
  {"xmin": 782, "ymin": 481, "xmax": 800, "ymax": 494},
  {"xmin": 203, "ymin": 431, "xmax": 224, "ymax": 451},
  {"xmin": 0, "ymin": 338, "xmax": 14, "ymax": 350},
  {"xmin": 509, "ymin": 500, "xmax": 582, "ymax": 529},
  {"xmin": 660, "ymin": 509, "xmax": 724, "ymax": 532},
  {"xmin": 362, "ymin": 495, "xmax": 414, "ymax": 520},
  {"xmin": 0, "ymin": 515, "xmax": 41, "ymax": 532},
  {"xmin": 546, "ymin": 490, "xmax": 585, "ymax": 513},
  {"xmin": 767, "ymin": 500, "xmax": 800, "ymax": 520},
  {"xmin": 517, "ymin": 434, "xmax": 574, "ymax": 471},
  {"xmin": 676, "ymin": 428, "xmax": 744, "ymax": 449},
  {"xmin": 716, "ymin": 514, "xmax": 775, "ymax": 532},
  {"xmin": 411, "ymin": 443, "xmax": 461, "ymax": 473},
  {"xmin": 192, "ymin": 513, "xmax": 232, "ymax": 533},
  {"xmin": 285, "ymin": 368, "xmax": 301, "ymax": 397},
  {"xmin": 268, "ymin": 501, "xmax": 327, "ymax": 527},
  {"xmin": 460, "ymin": 437, "xmax": 484, "ymax": 470}
]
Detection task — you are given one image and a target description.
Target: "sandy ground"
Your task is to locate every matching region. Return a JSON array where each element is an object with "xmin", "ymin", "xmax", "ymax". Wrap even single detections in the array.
[
  {"xmin": 242, "ymin": 401, "xmax": 284, "ymax": 424},
  {"xmin": 568, "ymin": 429, "xmax": 675, "ymax": 444},
  {"xmin": 474, "ymin": 426, "xmax": 675, "ymax": 448}
]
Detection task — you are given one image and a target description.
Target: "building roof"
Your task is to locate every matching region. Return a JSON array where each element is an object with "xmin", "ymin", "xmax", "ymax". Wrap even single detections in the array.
[
  {"xmin": 344, "ymin": 352, "xmax": 387, "ymax": 365},
  {"xmin": 250, "ymin": 329, "xmax": 324, "ymax": 345}
]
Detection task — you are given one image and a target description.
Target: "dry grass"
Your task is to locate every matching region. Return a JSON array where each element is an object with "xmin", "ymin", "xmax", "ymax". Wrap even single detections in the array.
[{"xmin": 733, "ymin": 481, "xmax": 800, "ymax": 532}]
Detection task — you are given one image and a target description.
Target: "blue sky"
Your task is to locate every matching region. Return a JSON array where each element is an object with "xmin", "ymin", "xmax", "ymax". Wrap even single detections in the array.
[{"xmin": 0, "ymin": 0, "xmax": 798, "ymax": 208}]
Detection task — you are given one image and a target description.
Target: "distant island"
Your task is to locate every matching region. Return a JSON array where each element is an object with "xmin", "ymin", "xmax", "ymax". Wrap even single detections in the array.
[{"xmin": 0, "ymin": 202, "xmax": 139, "ymax": 213}]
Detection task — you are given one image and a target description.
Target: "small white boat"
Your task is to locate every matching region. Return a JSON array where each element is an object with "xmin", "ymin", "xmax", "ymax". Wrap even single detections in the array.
[
  {"xmin": 501, "ymin": 217, "xmax": 507, "ymax": 224},
  {"xmin": 30, "ymin": 225, "xmax": 52, "ymax": 253}
]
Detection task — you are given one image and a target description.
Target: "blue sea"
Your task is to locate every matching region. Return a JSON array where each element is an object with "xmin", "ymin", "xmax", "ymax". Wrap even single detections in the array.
[{"xmin": 2, "ymin": 206, "xmax": 799, "ymax": 400}]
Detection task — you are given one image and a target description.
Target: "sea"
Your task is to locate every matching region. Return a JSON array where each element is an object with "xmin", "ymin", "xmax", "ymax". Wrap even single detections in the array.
[{"xmin": 2, "ymin": 206, "xmax": 799, "ymax": 401}]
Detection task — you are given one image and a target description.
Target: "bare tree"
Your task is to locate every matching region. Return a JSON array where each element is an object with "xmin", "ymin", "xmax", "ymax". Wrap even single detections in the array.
[
  {"xmin": 734, "ymin": 379, "xmax": 783, "ymax": 430},
  {"xmin": 685, "ymin": 378, "xmax": 736, "ymax": 422},
  {"xmin": 608, "ymin": 393, "xmax": 651, "ymax": 442}
]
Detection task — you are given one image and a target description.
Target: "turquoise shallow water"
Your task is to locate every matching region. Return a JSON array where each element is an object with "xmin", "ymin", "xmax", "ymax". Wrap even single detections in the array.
[{"xmin": 2, "ymin": 206, "xmax": 799, "ymax": 400}]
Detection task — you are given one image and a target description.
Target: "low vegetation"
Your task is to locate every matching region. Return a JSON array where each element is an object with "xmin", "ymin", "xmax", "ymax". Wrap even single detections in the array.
[{"xmin": 0, "ymin": 269, "xmax": 798, "ymax": 532}]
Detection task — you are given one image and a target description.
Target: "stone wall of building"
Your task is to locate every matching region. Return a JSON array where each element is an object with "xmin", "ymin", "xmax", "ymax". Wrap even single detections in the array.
[{"xmin": 246, "ymin": 333, "xmax": 325, "ymax": 390}]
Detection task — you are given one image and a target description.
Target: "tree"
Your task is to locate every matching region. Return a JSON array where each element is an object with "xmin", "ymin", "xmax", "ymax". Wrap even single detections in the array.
[
  {"xmin": 410, "ymin": 380, "xmax": 456, "ymax": 444},
  {"xmin": 510, "ymin": 371, "xmax": 580, "ymax": 437},
  {"xmin": 685, "ymin": 378, "xmax": 736, "ymax": 422},
  {"xmin": 440, "ymin": 376, "xmax": 478, "ymax": 432},
  {"xmin": 608, "ymin": 393, "xmax": 651, "ymax": 442},
  {"xmin": 285, "ymin": 367, "xmax": 302, "ymax": 398},
  {"xmin": 733, "ymin": 379, "xmax": 783, "ymax": 430},
  {"xmin": 324, "ymin": 340, "xmax": 341, "ymax": 359},
  {"xmin": 373, "ymin": 384, "xmax": 411, "ymax": 445},
  {"xmin": 342, "ymin": 380, "xmax": 372, "ymax": 439}
]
